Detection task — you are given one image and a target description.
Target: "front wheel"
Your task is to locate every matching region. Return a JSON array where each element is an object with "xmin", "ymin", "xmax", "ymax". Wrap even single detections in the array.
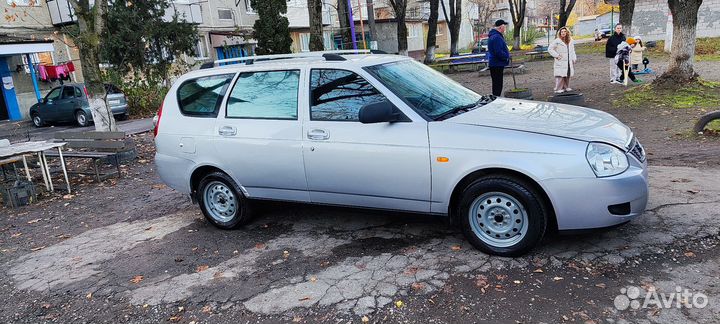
[
  {"xmin": 457, "ymin": 176, "xmax": 548, "ymax": 257},
  {"xmin": 32, "ymin": 113, "xmax": 44, "ymax": 127},
  {"xmin": 197, "ymin": 171, "xmax": 252, "ymax": 229}
]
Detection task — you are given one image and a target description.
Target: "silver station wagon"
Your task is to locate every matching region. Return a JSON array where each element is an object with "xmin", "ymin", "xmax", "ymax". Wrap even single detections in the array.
[{"xmin": 154, "ymin": 51, "xmax": 648, "ymax": 256}]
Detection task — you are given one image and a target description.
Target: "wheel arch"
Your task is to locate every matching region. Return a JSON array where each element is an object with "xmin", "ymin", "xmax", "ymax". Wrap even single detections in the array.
[
  {"xmin": 447, "ymin": 167, "xmax": 558, "ymax": 232},
  {"xmin": 189, "ymin": 164, "xmax": 245, "ymax": 202}
]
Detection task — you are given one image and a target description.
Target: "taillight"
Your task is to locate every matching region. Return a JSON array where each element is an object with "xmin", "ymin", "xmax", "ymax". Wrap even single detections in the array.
[
  {"xmin": 154, "ymin": 102, "xmax": 163, "ymax": 137},
  {"xmin": 83, "ymin": 86, "xmax": 89, "ymax": 98}
]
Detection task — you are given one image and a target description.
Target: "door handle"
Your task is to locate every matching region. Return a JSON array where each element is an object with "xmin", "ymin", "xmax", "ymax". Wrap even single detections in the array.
[
  {"xmin": 307, "ymin": 129, "xmax": 329, "ymax": 140},
  {"xmin": 218, "ymin": 126, "xmax": 237, "ymax": 136}
]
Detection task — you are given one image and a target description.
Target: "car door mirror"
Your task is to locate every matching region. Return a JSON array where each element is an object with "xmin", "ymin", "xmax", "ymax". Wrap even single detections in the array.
[
  {"xmin": 358, "ymin": 101, "xmax": 406, "ymax": 124},
  {"xmin": 41, "ymin": 98, "xmax": 48, "ymax": 104}
]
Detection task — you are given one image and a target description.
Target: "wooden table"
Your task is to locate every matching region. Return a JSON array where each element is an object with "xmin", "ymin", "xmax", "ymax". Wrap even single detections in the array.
[{"xmin": 0, "ymin": 141, "xmax": 71, "ymax": 194}]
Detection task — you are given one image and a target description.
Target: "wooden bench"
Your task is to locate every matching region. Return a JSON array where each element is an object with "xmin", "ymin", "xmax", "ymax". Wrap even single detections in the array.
[
  {"xmin": 526, "ymin": 50, "xmax": 549, "ymax": 60},
  {"xmin": 44, "ymin": 131, "xmax": 135, "ymax": 182}
]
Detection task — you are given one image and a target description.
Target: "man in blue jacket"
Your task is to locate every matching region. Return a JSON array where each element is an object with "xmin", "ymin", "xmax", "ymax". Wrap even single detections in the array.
[{"xmin": 487, "ymin": 19, "xmax": 510, "ymax": 96}]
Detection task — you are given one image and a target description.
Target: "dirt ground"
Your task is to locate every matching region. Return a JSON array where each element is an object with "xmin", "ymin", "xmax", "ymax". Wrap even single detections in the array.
[
  {"xmin": 449, "ymin": 53, "xmax": 720, "ymax": 168},
  {"xmin": 1, "ymin": 53, "xmax": 719, "ymax": 324}
]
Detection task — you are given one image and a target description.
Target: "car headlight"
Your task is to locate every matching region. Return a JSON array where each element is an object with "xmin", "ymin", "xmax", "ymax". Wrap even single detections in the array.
[{"xmin": 585, "ymin": 142, "xmax": 629, "ymax": 177}]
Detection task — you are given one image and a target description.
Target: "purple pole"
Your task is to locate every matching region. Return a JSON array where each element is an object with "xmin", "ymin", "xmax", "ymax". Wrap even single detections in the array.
[{"xmin": 347, "ymin": 0, "xmax": 358, "ymax": 50}]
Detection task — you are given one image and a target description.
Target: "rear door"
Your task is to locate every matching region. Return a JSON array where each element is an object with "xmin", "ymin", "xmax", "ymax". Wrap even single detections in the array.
[
  {"xmin": 212, "ymin": 68, "xmax": 309, "ymax": 202},
  {"xmin": 57, "ymin": 86, "xmax": 78, "ymax": 122}
]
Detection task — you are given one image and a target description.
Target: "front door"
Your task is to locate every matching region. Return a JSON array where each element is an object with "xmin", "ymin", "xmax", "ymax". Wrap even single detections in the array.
[
  {"xmin": 302, "ymin": 68, "xmax": 431, "ymax": 213},
  {"xmin": 213, "ymin": 68, "xmax": 309, "ymax": 202},
  {"xmin": 57, "ymin": 86, "xmax": 79, "ymax": 122},
  {"xmin": 39, "ymin": 87, "xmax": 63, "ymax": 121}
]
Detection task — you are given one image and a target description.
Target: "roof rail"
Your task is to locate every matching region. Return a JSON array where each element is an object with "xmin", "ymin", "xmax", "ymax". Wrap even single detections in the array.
[{"xmin": 208, "ymin": 50, "xmax": 373, "ymax": 68}]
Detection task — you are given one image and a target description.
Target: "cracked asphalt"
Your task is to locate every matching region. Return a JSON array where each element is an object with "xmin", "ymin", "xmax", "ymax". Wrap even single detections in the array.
[{"xmin": 0, "ymin": 132, "xmax": 718, "ymax": 324}]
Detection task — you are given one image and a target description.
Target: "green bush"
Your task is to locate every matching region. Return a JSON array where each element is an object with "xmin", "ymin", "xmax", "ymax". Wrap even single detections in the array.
[
  {"xmin": 104, "ymin": 70, "xmax": 169, "ymax": 118},
  {"xmin": 504, "ymin": 27, "xmax": 546, "ymax": 46}
]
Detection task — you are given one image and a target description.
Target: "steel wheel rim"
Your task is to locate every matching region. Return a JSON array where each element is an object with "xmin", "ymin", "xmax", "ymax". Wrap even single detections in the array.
[
  {"xmin": 77, "ymin": 113, "xmax": 86, "ymax": 125},
  {"xmin": 33, "ymin": 116, "xmax": 41, "ymax": 126},
  {"xmin": 469, "ymin": 191, "xmax": 529, "ymax": 248},
  {"xmin": 203, "ymin": 181, "xmax": 237, "ymax": 223}
]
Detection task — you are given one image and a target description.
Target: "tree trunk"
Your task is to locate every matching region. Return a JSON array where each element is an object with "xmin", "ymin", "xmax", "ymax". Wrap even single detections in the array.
[
  {"xmin": 425, "ymin": 0, "xmax": 439, "ymax": 63},
  {"xmin": 69, "ymin": 0, "xmax": 116, "ymax": 132},
  {"xmin": 442, "ymin": 0, "xmax": 462, "ymax": 56},
  {"xmin": 366, "ymin": 0, "xmax": 377, "ymax": 43},
  {"xmin": 656, "ymin": 0, "xmax": 703, "ymax": 85},
  {"xmin": 337, "ymin": 0, "xmax": 353, "ymax": 49},
  {"xmin": 619, "ymin": 0, "xmax": 635, "ymax": 36},
  {"xmin": 508, "ymin": 0, "xmax": 526, "ymax": 51},
  {"xmin": 390, "ymin": 0, "xmax": 408, "ymax": 55},
  {"xmin": 558, "ymin": 0, "xmax": 576, "ymax": 29},
  {"xmin": 307, "ymin": 0, "xmax": 324, "ymax": 51}
]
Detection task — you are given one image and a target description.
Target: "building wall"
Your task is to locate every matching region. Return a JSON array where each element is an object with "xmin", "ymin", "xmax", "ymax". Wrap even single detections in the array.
[
  {"xmin": 632, "ymin": 0, "xmax": 720, "ymax": 41},
  {"xmin": 0, "ymin": 1, "xmax": 83, "ymax": 119}
]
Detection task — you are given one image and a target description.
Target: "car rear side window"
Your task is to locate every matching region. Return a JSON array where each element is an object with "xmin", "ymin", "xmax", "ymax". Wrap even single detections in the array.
[
  {"xmin": 74, "ymin": 87, "xmax": 83, "ymax": 98},
  {"xmin": 226, "ymin": 70, "xmax": 300, "ymax": 119},
  {"xmin": 177, "ymin": 74, "xmax": 234, "ymax": 117},
  {"xmin": 309, "ymin": 69, "xmax": 387, "ymax": 121},
  {"xmin": 62, "ymin": 86, "xmax": 75, "ymax": 99}
]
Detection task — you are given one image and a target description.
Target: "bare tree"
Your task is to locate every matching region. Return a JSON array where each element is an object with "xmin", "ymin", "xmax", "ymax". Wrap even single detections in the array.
[
  {"xmin": 619, "ymin": 0, "xmax": 635, "ymax": 36},
  {"xmin": 389, "ymin": 0, "xmax": 409, "ymax": 55},
  {"xmin": 336, "ymin": 0, "xmax": 354, "ymax": 49},
  {"xmin": 68, "ymin": 0, "xmax": 116, "ymax": 132},
  {"xmin": 471, "ymin": 0, "xmax": 494, "ymax": 32},
  {"xmin": 557, "ymin": 0, "xmax": 576, "ymax": 29},
  {"xmin": 307, "ymin": 0, "xmax": 325, "ymax": 51},
  {"xmin": 425, "ymin": 0, "xmax": 440, "ymax": 63},
  {"xmin": 508, "ymin": 0, "xmax": 526, "ymax": 50},
  {"xmin": 440, "ymin": 0, "xmax": 462, "ymax": 56},
  {"xmin": 655, "ymin": 0, "xmax": 703, "ymax": 84}
]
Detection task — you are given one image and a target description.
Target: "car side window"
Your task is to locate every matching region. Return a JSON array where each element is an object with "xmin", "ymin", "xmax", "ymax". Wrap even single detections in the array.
[
  {"xmin": 74, "ymin": 87, "xmax": 83, "ymax": 98},
  {"xmin": 62, "ymin": 86, "xmax": 75, "ymax": 99},
  {"xmin": 177, "ymin": 74, "xmax": 234, "ymax": 117},
  {"xmin": 226, "ymin": 70, "xmax": 300, "ymax": 119},
  {"xmin": 310, "ymin": 69, "xmax": 387, "ymax": 121},
  {"xmin": 45, "ymin": 88, "xmax": 62, "ymax": 102}
]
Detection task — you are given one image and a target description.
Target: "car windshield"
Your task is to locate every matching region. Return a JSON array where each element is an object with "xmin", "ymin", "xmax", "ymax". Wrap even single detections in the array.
[{"xmin": 365, "ymin": 60, "xmax": 484, "ymax": 120}]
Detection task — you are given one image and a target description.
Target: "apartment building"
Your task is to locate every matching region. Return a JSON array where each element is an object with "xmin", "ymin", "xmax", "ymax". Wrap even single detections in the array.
[{"xmin": 0, "ymin": 0, "xmax": 81, "ymax": 121}]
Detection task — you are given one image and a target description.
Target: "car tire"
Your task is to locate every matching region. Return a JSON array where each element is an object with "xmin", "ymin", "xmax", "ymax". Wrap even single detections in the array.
[
  {"xmin": 76, "ymin": 110, "xmax": 89, "ymax": 127},
  {"xmin": 116, "ymin": 113, "xmax": 129, "ymax": 121},
  {"xmin": 457, "ymin": 176, "xmax": 548, "ymax": 257},
  {"xmin": 694, "ymin": 111, "xmax": 720, "ymax": 134},
  {"xmin": 31, "ymin": 113, "xmax": 45, "ymax": 127},
  {"xmin": 197, "ymin": 171, "xmax": 252, "ymax": 229}
]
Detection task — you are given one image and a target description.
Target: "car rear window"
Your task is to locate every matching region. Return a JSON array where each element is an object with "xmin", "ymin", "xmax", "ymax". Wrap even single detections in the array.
[{"xmin": 177, "ymin": 74, "xmax": 234, "ymax": 117}]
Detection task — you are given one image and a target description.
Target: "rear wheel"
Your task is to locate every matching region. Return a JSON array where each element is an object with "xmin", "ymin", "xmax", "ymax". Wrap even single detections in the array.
[
  {"xmin": 457, "ymin": 176, "xmax": 548, "ymax": 257},
  {"xmin": 32, "ymin": 113, "xmax": 44, "ymax": 127},
  {"xmin": 76, "ymin": 111, "xmax": 89, "ymax": 127},
  {"xmin": 197, "ymin": 171, "xmax": 252, "ymax": 229},
  {"xmin": 694, "ymin": 111, "xmax": 720, "ymax": 134}
]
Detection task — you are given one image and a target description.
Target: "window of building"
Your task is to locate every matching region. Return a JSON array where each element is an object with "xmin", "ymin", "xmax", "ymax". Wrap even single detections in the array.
[
  {"xmin": 299, "ymin": 33, "xmax": 310, "ymax": 52},
  {"xmin": 177, "ymin": 74, "xmax": 235, "ymax": 117},
  {"xmin": 244, "ymin": 0, "xmax": 255, "ymax": 14},
  {"xmin": 218, "ymin": 8, "xmax": 233, "ymax": 20},
  {"xmin": 226, "ymin": 70, "xmax": 300, "ymax": 119},
  {"xmin": 194, "ymin": 35, "xmax": 209, "ymax": 59},
  {"xmin": 408, "ymin": 23, "xmax": 422, "ymax": 38},
  {"xmin": 310, "ymin": 69, "xmax": 387, "ymax": 122}
]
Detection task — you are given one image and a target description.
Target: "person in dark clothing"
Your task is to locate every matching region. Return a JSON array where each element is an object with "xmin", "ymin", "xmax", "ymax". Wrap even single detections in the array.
[
  {"xmin": 605, "ymin": 24, "xmax": 626, "ymax": 83},
  {"xmin": 487, "ymin": 19, "xmax": 510, "ymax": 96},
  {"xmin": 615, "ymin": 37, "xmax": 642, "ymax": 84}
]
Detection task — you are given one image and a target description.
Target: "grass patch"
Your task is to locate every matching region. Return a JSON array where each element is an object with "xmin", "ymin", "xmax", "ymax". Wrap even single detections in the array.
[
  {"xmin": 646, "ymin": 37, "xmax": 720, "ymax": 61},
  {"xmin": 617, "ymin": 81, "xmax": 720, "ymax": 109},
  {"xmin": 575, "ymin": 41, "xmax": 605, "ymax": 55}
]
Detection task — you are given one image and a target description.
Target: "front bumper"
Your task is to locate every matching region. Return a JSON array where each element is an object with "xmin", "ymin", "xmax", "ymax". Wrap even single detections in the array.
[{"xmin": 543, "ymin": 158, "xmax": 649, "ymax": 230}]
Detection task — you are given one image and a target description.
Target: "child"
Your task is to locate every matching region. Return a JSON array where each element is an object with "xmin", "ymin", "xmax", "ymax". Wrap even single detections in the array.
[
  {"xmin": 614, "ymin": 37, "xmax": 641, "ymax": 84},
  {"xmin": 630, "ymin": 36, "xmax": 646, "ymax": 71}
]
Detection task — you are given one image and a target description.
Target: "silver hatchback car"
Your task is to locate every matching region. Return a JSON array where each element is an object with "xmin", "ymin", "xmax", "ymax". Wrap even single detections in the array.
[{"xmin": 154, "ymin": 51, "xmax": 648, "ymax": 256}]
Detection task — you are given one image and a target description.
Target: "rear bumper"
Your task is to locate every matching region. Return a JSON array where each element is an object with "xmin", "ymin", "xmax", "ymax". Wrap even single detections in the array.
[
  {"xmin": 110, "ymin": 104, "xmax": 128, "ymax": 115},
  {"xmin": 155, "ymin": 152, "xmax": 193, "ymax": 194},
  {"xmin": 544, "ymin": 160, "xmax": 649, "ymax": 230}
]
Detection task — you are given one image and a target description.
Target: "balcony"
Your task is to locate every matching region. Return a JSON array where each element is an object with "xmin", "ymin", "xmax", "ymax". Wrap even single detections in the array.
[
  {"xmin": 164, "ymin": 1, "xmax": 203, "ymax": 24},
  {"xmin": 46, "ymin": 0, "xmax": 77, "ymax": 26}
]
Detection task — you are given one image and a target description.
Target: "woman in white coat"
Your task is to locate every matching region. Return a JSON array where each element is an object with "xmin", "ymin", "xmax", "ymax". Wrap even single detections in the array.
[{"xmin": 547, "ymin": 27, "xmax": 577, "ymax": 93}]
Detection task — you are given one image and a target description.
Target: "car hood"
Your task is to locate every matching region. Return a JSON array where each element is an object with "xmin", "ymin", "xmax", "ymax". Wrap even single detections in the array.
[{"xmin": 446, "ymin": 98, "xmax": 633, "ymax": 149}]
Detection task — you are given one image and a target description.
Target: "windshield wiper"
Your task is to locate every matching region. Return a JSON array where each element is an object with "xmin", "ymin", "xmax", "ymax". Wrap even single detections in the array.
[{"xmin": 433, "ymin": 96, "xmax": 494, "ymax": 121}]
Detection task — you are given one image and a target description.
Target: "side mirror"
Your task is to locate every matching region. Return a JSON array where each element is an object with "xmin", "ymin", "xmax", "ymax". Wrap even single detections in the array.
[
  {"xmin": 358, "ymin": 101, "xmax": 405, "ymax": 124},
  {"xmin": 41, "ymin": 98, "xmax": 48, "ymax": 104}
]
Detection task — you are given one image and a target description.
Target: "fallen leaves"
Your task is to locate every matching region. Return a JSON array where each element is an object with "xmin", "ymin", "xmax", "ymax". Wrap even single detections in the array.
[
  {"xmin": 361, "ymin": 315, "xmax": 370, "ymax": 322},
  {"xmin": 30, "ymin": 246, "xmax": 45, "ymax": 251},
  {"xmin": 687, "ymin": 189, "xmax": 700, "ymax": 194},
  {"xmin": 86, "ymin": 292, "xmax": 92, "ymax": 299},
  {"xmin": 309, "ymin": 276, "xmax": 317, "ymax": 283},
  {"xmin": 27, "ymin": 218, "xmax": 42, "ymax": 224},
  {"xmin": 553, "ymin": 276, "xmax": 564, "ymax": 281},
  {"xmin": 196, "ymin": 265, "xmax": 209, "ymax": 272},
  {"xmin": 394, "ymin": 300, "xmax": 404, "ymax": 308},
  {"xmin": 298, "ymin": 296, "xmax": 311, "ymax": 302},
  {"xmin": 130, "ymin": 275, "xmax": 144, "ymax": 284},
  {"xmin": 411, "ymin": 282, "xmax": 425, "ymax": 291},
  {"xmin": 684, "ymin": 251, "xmax": 696, "ymax": 257},
  {"xmin": 595, "ymin": 283, "xmax": 606, "ymax": 289},
  {"xmin": 532, "ymin": 268, "xmax": 544, "ymax": 273},
  {"xmin": 62, "ymin": 194, "xmax": 75, "ymax": 199},
  {"xmin": 151, "ymin": 184, "xmax": 167, "ymax": 190},
  {"xmin": 213, "ymin": 271, "xmax": 224, "ymax": 279},
  {"xmin": 450, "ymin": 245, "xmax": 462, "ymax": 251},
  {"xmin": 254, "ymin": 243, "xmax": 266, "ymax": 249},
  {"xmin": 282, "ymin": 250, "xmax": 290, "ymax": 259},
  {"xmin": 10, "ymin": 233, "xmax": 22, "ymax": 238},
  {"xmin": 201, "ymin": 305, "xmax": 212, "ymax": 314}
]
